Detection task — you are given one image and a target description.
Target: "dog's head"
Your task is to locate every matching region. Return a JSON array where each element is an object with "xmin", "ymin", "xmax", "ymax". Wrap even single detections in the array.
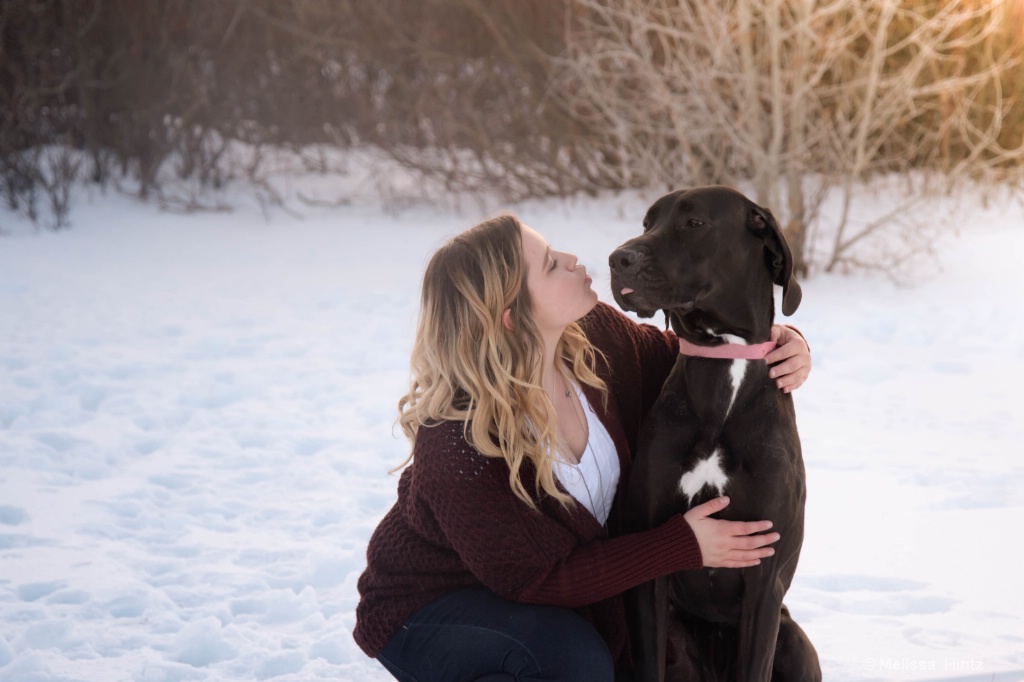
[{"xmin": 609, "ymin": 186, "xmax": 802, "ymax": 334}]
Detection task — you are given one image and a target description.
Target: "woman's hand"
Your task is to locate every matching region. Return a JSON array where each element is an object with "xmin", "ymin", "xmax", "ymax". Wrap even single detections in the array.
[
  {"xmin": 684, "ymin": 496, "xmax": 779, "ymax": 569},
  {"xmin": 766, "ymin": 325, "xmax": 811, "ymax": 393}
]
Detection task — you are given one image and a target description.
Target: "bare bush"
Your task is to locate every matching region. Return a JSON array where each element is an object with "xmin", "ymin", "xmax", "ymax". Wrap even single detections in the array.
[
  {"xmin": 557, "ymin": 0, "xmax": 1024, "ymax": 275},
  {"xmin": 3, "ymin": 0, "xmax": 1023, "ymax": 273},
  {"xmin": 1, "ymin": 0, "xmax": 598, "ymax": 226},
  {"xmin": 254, "ymin": 0, "xmax": 597, "ymax": 202},
  {"xmin": 0, "ymin": 0, "xmax": 88, "ymax": 229}
]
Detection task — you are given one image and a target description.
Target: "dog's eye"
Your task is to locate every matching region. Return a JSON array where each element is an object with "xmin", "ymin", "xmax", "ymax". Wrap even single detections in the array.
[
  {"xmin": 642, "ymin": 220, "xmax": 649, "ymax": 233},
  {"xmin": 688, "ymin": 219, "xmax": 704, "ymax": 228}
]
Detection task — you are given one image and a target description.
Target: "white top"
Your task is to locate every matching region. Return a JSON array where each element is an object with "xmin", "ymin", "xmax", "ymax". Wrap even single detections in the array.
[{"xmin": 552, "ymin": 383, "xmax": 620, "ymax": 526}]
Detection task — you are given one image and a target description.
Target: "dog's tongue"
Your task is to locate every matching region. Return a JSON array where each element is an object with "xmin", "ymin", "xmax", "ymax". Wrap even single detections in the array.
[{"xmin": 620, "ymin": 287, "xmax": 635, "ymax": 295}]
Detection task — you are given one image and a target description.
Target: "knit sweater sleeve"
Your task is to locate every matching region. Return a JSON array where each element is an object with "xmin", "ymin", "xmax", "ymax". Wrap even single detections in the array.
[
  {"xmin": 408, "ymin": 422, "xmax": 703, "ymax": 609},
  {"xmin": 516, "ymin": 513, "xmax": 702, "ymax": 607}
]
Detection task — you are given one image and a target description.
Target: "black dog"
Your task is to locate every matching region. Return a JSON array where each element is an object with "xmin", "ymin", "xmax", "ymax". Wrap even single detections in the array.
[{"xmin": 609, "ymin": 187, "xmax": 820, "ymax": 682}]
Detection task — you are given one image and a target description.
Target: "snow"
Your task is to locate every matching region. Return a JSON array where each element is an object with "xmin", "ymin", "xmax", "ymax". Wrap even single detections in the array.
[{"xmin": 1, "ymin": 169, "xmax": 1022, "ymax": 682}]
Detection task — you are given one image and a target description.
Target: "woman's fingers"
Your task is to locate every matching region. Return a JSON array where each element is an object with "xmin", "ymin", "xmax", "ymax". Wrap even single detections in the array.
[
  {"xmin": 721, "ymin": 557, "xmax": 767, "ymax": 569},
  {"xmin": 766, "ymin": 326, "xmax": 811, "ymax": 393},
  {"xmin": 686, "ymin": 495, "xmax": 731, "ymax": 520},
  {"xmin": 724, "ymin": 519, "xmax": 775, "ymax": 538},
  {"xmin": 738, "ymin": 532, "xmax": 781, "ymax": 551},
  {"xmin": 770, "ymin": 359, "xmax": 809, "ymax": 392},
  {"xmin": 721, "ymin": 537, "xmax": 778, "ymax": 567}
]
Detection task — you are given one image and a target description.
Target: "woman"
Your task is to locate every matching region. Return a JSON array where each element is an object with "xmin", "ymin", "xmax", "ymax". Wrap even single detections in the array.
[{"xmin": 354, "ymin": 214, "xmax": 811, "ymax": 681}]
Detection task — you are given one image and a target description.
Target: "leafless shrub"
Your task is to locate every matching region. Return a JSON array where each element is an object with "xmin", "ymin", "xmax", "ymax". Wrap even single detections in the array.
[
  {"xmin": 2, "ymin": 0, "xmax": 1023, "ymax": 278},
  {"xmin": 1, "ymin": 0, "xmax": 592, "ymax": 225},
  {"xmin": 557, "ymin": 0, "xmax": 1024, "ymax": 274}
]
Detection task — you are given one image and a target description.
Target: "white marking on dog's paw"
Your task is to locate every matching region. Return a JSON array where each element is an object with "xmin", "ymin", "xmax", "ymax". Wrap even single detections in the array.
[{"xmin": 679, "ymin": 448, "xmax": 730, "ymax": 504}]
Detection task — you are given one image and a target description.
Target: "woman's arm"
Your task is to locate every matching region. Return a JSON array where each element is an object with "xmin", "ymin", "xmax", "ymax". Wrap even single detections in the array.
[
  {"xmin": 519, "ymin": 496, "xmax": 778, "ymax": 608},
  {"xmin": 412, "ymin": 424, "xmax": 777, "ymax": 609}
]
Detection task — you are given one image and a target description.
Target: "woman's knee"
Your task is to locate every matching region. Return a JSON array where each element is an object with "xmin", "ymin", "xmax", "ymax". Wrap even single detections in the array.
[
  {"xmin": 510, "ymin": 606, "xmax": 614, "ymax": 682},
  {"xmin": 379, "ymin": 588, "xmax": 614, "ymax": 682}
]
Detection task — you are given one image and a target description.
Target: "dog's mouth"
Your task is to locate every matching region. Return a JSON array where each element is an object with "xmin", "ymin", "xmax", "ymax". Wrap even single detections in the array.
[
  {"xmin": 612, "ymin": 280, "xmax": 650, "ymax": 317},
  {"xmin": 613, "ymin": 281, "xmax": 671, "ymax": 318},
  {"xmin": 613, "ymin": 276, "xmax": 702, "ymax": 320},
  {"xmin": 610, "ymin": 254, "xmax": 707, "ymax": 319}
]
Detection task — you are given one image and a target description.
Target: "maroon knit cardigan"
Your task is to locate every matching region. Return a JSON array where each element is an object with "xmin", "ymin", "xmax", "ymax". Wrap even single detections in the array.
[{"xmin": 353, "ymin": 303, "xmax": 704, "ymax": 668}]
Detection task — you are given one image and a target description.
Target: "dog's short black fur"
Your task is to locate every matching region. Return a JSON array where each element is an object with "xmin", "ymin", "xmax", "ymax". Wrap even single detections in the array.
[{"xmin": 609, "ymin": 187, "xmax": 820, "ymax": 682}]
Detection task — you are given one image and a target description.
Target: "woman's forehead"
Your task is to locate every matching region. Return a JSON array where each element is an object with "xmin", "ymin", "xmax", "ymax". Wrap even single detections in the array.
[{"xmin": 520, "ymin": 224, "xmax": 549, "ymax": 256}]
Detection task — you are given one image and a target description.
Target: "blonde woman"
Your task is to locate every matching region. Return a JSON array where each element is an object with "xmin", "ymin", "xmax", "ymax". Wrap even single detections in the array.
[{"xmin": 354, "ymin": 215, "xmax": 811, "ymax": 681}]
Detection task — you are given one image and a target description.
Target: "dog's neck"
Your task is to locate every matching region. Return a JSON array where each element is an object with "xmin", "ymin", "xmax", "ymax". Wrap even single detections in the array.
[
  {"xmin": 678, "ymin": 336, "xmax": 776, "ymax": 360},
  {"xmin": 666, "ymin": 307, "xmax": 775, "ymax": 348},
  {"xmin": 667, "ymin": 309, "xmax": 774, "ymax": 425}
]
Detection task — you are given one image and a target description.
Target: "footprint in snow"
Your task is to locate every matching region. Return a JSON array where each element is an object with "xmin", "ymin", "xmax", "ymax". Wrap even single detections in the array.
[{"xmin": 0, "ymin": 506, "xmax": 28, "ymax": 526}]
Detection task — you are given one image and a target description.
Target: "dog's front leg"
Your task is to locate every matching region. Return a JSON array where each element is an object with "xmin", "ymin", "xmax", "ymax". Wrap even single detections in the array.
[
  {"xmin": 630, "ymin": 574, "xmax": 671, "ymax": 682},
  {"xmin": 771, "ymin": 605, "xmax": 822, "ymax": 682},
  {"xmin": 735, "ymin": 567, "xmax": 785, "ymax": 682}
]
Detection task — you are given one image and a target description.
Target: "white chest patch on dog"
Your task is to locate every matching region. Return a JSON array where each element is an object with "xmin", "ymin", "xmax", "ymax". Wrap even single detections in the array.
[
  {"xmin": 679, "ymin": 448, "xmax": 730, "ymax": 505},
  {"xmin": 721, "ymin": 334, "xmax": 749, "ymax": 415}
]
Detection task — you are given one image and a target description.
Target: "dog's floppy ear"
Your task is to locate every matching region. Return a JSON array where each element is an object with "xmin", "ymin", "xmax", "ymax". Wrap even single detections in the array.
[{"xmin": 749, "ymin": 204, "xmax": 802, "ymax": 316}]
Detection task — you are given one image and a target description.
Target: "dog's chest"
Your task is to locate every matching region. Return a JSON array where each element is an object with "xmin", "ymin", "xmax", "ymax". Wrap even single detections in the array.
[
  {"xmin": 679, "ymin": 447, "xmax": 730, "ymax": 504},
  {"xmin": 675, "ymin": 357, "xmax": 754, "ymax": 505},
  {"xmin": 724, "ymin": 358, "xmax": 749, "ymax": 415}
]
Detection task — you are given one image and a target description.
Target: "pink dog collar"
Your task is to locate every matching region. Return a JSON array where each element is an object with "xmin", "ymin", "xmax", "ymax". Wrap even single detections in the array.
[{"xmin": 678, "ymin": 338, "xmax": 777, "ymax": 360}]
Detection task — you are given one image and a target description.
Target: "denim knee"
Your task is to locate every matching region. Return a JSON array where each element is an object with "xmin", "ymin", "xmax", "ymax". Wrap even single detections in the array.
[
  {"xmin": 377, "ymin": 587, "xmax": 615, "ymax": 682},
  {"xmin": 507, "ymin": 605, "xmax": 614, "ymax": 681}
]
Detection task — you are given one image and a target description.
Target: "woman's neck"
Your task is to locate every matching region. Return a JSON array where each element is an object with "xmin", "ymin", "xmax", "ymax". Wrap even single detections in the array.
[{"xmin": 541, "ymin": 334, "xmax": 563, "ymax": 403}]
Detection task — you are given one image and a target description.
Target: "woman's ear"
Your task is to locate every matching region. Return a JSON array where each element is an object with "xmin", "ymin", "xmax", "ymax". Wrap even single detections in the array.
[{"xmin": 502, "ymin": 308, "xmax": 514, "ymax": 331}]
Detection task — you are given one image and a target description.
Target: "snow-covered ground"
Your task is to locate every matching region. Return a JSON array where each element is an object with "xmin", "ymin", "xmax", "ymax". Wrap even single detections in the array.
[{"xmin": 1, "ymin": 168, "xmax": 1022, "ymax": 682}]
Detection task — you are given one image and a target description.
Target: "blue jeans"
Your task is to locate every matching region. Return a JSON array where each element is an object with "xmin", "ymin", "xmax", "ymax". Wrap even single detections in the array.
[{"xmin": 377, "ymin": 587, "xmax": 617, "ymax": 682}]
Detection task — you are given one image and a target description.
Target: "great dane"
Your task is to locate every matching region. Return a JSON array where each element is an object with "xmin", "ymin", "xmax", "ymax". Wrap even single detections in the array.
[{"xmin": 609, "ymin": 186, "xmax": 820, "ymax": 682}]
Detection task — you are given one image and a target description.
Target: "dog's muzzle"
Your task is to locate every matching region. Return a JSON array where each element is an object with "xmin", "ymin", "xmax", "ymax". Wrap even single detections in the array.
[{"xmin": 609, "ymin": 245, "xmax": 660, "ymax": 317}]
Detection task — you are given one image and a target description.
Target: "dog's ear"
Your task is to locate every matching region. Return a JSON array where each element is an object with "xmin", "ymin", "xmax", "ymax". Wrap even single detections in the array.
[{"xmin": 749, "ymin": 205, "xmax": 802, "ymax": 316}]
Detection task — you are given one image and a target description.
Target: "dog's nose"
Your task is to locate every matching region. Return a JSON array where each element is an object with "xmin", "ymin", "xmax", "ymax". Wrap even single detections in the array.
[{"xmin": 609, "ymin": 247, "xmax": 641, "ymax": 273}]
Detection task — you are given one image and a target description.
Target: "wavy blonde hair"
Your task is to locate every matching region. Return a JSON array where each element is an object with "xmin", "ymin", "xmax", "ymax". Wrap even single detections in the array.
[{"xmin": 395, "ymin": 214, "xmax": 607, "ymax": 508}]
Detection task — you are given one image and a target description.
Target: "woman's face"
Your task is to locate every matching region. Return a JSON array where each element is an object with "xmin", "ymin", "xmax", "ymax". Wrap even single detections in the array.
[{"xmin": 520, "ymin": 224, "xmax": 599, "ymax": 337}]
